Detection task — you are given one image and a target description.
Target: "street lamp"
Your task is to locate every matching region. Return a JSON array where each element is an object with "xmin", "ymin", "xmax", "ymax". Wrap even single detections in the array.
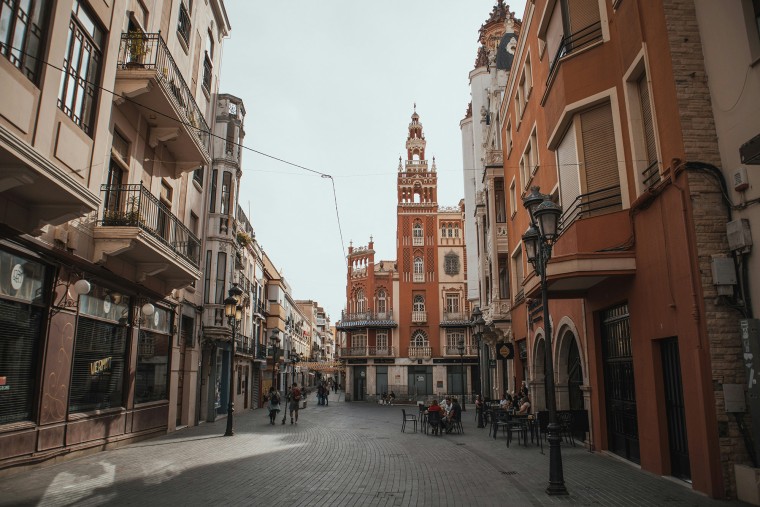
[
  {"xmin": 471, "ymin": 306, "xmax": 486, "ymax": 428},
  {"xmin": 223, "ymin": 283, "xmax": 244, "ymax": 437},
  {"xmin": 270, "ymin": 330, "xmax": 280, "ymax": 393},
  {"xmin": 457, "ymin": 337, "xmax": 467, "ymax": 411},
  {"xmin": 521, "ymin": 186, "xmax": 567, "ymax": 496}
]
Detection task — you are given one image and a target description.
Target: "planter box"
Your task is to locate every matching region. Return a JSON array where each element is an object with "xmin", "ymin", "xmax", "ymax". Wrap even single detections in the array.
[{"xmin": 736, "ymin": 464, "xmax": 760, "ymax": 505}]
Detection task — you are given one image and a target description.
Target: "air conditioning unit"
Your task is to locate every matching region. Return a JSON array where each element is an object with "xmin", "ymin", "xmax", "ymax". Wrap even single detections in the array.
[
  {"xmin": 733, "ymin": 167, "xmax": 749, "ymax": 192},
  {"xmin": 740, "ymin": 133, "xmax": 760, "ymax": 165}
]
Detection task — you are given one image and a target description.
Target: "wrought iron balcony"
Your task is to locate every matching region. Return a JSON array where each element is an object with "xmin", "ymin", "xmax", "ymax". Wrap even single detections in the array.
[
  {"xmin": 547, "ymin": 21, "xmax": 603, "ymax": 87},
  {"xmin": 340, "ymin": 346, "xmax": 397, "ymax": 357},
  {"xmin": 115, "ymin": 32, "xmax": 210, "ymax": 173},
  {"xmin": 442, "ymin": 345, "xmax": 478, "ymax": 356},
  {"xmin": 98, "ymin": 184, "xmax": 200, "ymax": 267},
  {"xmin": 559, "ymin": 185, "xmax": 622, "ymax": 233},
  {"xmin": 336, "ymin": 310, "xmax": 396, "ymax": 329},
  {"xmin": 441, "ymin": 311, "xmax": 470, "ymax": 327}
]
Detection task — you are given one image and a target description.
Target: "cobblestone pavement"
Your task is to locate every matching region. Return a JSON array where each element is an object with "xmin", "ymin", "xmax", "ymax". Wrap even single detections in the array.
[{"xmin": 0, "ymin": 394, "xmax": 750, "ymax": 507}]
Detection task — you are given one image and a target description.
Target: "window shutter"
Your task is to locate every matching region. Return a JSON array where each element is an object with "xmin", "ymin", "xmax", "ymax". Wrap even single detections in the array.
[
  {"xmin": 580, "ymin": 103, "xmax": 621, "ymax": 215},
  {"xmin": 638, "ymin": 75, "xmax": 657, "ymax": 165},
  {"xmin": 557, "ymin": 123, "xmax": 581, "ymax": 220},
  {"xmin": 546, "ymin": 2, "xmax": 564, "ymax": 62},
  {"xmin": 568, "ymin": 0, "xmax": 601, "ymax": 34}
]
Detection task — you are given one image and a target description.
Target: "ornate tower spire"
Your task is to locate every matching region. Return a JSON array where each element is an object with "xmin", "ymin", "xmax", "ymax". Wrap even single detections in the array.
[{"xmin": 397, "ymin": 106, "xmax": 438, "ymax": 206}]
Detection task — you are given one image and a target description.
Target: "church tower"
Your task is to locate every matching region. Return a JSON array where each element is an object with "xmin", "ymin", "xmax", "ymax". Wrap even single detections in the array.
[{"xmin": 396, "ymin": 106, "xmax": 441, "ymax": 385}]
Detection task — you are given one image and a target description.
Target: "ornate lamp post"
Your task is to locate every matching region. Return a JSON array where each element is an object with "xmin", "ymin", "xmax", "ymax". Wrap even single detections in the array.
[
  {"xmin": 270, "ymin": 330, "xmax": 280, "ymax": 392},
  {"xmin": 471, "ymin": 306, "xmax": 486, "ymax": 428},
  {"xmin": 521, "ymin": 186, "xmax": 567, "ymax": 495},
  {"xmin": 223, "ymin": 283, "xmax": 244, "ymax": 437},
  {"xmin": 457, "ymin": 337, "xmax": 467, "ymax": 411}
]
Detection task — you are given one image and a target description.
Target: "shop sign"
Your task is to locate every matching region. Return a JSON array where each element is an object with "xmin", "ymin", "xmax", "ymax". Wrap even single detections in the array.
[
  {"xmin": 0, "ymin": 376, "xmax": 8, "ymax": 391},
  {"xmin": 10, "ymin": 265, "xmax": 23, "ymax": 290},
  {"xmin": 488, "ymin": 359, "xmax": 497, "ymax": 368},
  {"xmin": 416, "ymin": 375, "xmax": 425, "ymax": 382},
  {"xmin": 90, "ymin": 357, "xmax": 113, "ymax": 376}
]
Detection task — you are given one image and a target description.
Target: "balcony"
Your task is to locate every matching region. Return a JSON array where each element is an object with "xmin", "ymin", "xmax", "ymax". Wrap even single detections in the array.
[
  {"xmin": 408, "ymin": 346, "xmax": 432, "ymax": 360},
  {"xmin": 411, "ymin": 311, "xmax": 427, "ymax": 323},
  {"xmin": 114, "ymin": 32, "xmax": 211, "ymax": 175},
  {"xmin": 335, "ymin": 310, "xmax": 396, "ymax": 330},
  {"xmin": 412, "ymin": 236, "xmax": 424, "ymax": 246},
  {"xmin": 440, "ymin": 311, "xmax": 470, "ymax": 327},
  {"xmin": 93, "ymin": 184, "xmax": 201, "ymax": 291},
  {"xmin": 340, "ymin": 346, "xmax": 397, "ymax": 357},
  {"xmin": 523, "ymin": 186, "xmax": 634, "ymax": 300},
  {"xmin": 546, "ymin": 22, "xmax": 603, "ymax": 88},
  {"xmin": 413, "ymin": 273, "xmax": 424, "ymax": 283},
  {"xmin": 442, "ymin": 345, "xmax": 478, "ymax": 357}
]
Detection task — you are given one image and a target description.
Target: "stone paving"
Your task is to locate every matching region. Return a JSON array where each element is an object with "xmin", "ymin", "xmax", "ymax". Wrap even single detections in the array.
[{"xmin": 0, "ymin": 394, "xmax": 750, "ymax": 507}]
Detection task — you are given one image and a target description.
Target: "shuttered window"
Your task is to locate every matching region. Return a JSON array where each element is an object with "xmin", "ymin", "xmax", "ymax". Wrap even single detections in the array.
[
  {"xmin": 135, "ymin": 307, "xmax": 172, "ymax": 403},
  {"xmin": 0, "ymin": 301, "xmax": 44, "ymax": 424},
  {"xmin": 568, "ymin": 0, "xmax": 601, "ymax": 35},
  {"xmin": 638, "ymin": 74, "xmax": 657, "ymax": 166},
  {"xmin": 557, "ymin": 123, "xmax": 581, "ymax": 216},
  {"xmin": 70, "ymin": 317, "xmax": 127, "ymax": 413},
  {"xmin": 580, "ymin": 102, "xmax": 621, "ymax": 216},
  {"xmin": 546, "ymin": 1, "xmax": 564, "ymax": 63}
]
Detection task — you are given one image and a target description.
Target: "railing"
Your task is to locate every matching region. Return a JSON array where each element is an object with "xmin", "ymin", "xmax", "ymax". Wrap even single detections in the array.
[
  {"xmin": 177, "ymin": 3, "xmax": 191, "ymax": 46},
  {"xmin": 559, "ymin": 185, "xmax": 622, "ymax": 232},
  {"xmin": 442, "ymin": 311, "xmax": 468, "ymax": 322},
  {"xmin": 100, "ymin": 184, "xmax": 201, "ymax": 267},
  {"xmin": 412, "ymin": 236, "xmax": 424, "ymax": 246},
  {"xmin": 442, "ymin": 345, "xmax": 478, "ymax": 356},
  {"xmin": 339, "ymin": 346, "xmax": 397, "ymax": 357},
  {"xmin": 255, "ymin": 301, "xmax": 267, "ymax": 316},
  {"xmin": 546, "ymin": 21, "xmax": 603, "ymax": 86},
  {"xmin": 340, "ymin": 310, "xmax": 394, "ymax": 322},
  {"xmin": 411, "ymin": 311, "xmax": 427, "ymax": 323},
  {"xmin": 256, "ymin": 347, "xmax": 268, "ymax": 360},
  {"xmin": 413, "ymin": 273, "xmax": 424, "ymax": 283},
  {"xmin": 408, "ymin": 346, "xmax": 432, "ymax": 359},
  {"xmin": 236, "ymin": 338, "xmax": 254, "ymax": 356},
  {"xmin": 406, "ymin": 160, "xmax": 427, "ymax": 166},
  {"xmin": 117, "ymin": 32, "xmax": 209, "ymax": 149},
  {"xmin": 642, "ymin": 160, "xmax": 661, "ymax": 190}
]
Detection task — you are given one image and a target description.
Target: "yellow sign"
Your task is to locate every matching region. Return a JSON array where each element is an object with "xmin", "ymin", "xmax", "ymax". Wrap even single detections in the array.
[{"xmin": 90, "ymin": 357, "xmax": 112, "ymax": 375}]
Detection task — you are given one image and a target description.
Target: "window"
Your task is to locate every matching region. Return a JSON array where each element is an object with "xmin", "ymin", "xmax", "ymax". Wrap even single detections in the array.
[
  {"xmin": 190, "ymin": 212, "xmax": 199, "ymax": 236},
  {"xmin": 377, "ymin": 289, "xmax": 387, "ymax": 315},
  {"xmin": 509, "ymin": 179, "xmax": 517, "ymax": 216},
  {"xmin": 412, "ymin": 222, "xmax": 423, "ymax": 245},
  {"xmin": 0, "ymin": 0, "xmax": 50, "ymax": 84},
  {"xmin": 177, "ymin": 1, "xmax": 191, "ymax": 46},
  {"xmin": 523, "ymin": 54, "xmax": 533, "ymax": 100},
  {"xmin": 505, "ymin": 121, "xmax": 513, "ymax": 155},
  {"xmin": 225, "ymin": 122, "xmax": 235, "ymax": 155},
  {"xmin": 209, "ymin": 169, "xmax": 217, "ymax": 212},
  {"xmin": 512, "ymin": 246, "xmax": 524, "ymax": 297},
  {"xmin": 160, "ymin": 180, "xmax": 173, "ymax": 205},
  {"xmin": 203, "ymin": 250, "xmax": 212, "ymax": 303},
  {"xmin": 413, "ymin": 295, "xmax": 425, "ymax": 312},
  {"xmin": 495, "ymin": 178, "xmax": 506, "ymax": 223},
  {"xmin": 454, "ymin": 225, "xmax": 460, "ymax": 238},
  {"xmin": 193, "ymin": 167, "xmax": 203, "ymax": 187},
  {"xmin": 444, "ymin": 252, "xmax": 460, "ymax": 275},
  {"xmin": 215, "ymin": 252, "xmax": 227, "ymax": 304},
  {"xmin": 520, "ymin": 150, "xmax": 529, "ymax": 189},
  {"xmin": 202, "ymin": 29, "xmax": 213, "ymax": 92},
  {"xmin": 351, "ymin": 332, "xmax": 367, "ymax": 349},
  {"xmin": 355, "ymin": 289, "xmax": 365, "ymax": 313},
  {"xmin": 411, "ymin": 330, "xmax": 428, "ymax": 347},
  {"xmin": 498, "ymin": 254, "xmax": 510, "ymax": 299},
  {"xmin": 0, "ymin": 250, "xmax": 47, "ymax": 424},
  {"xmin": 112, "ymin": 130, "xmax": 130, "ymax": 162},
  {"xmin": 376, "ymin": 331, "xmax": 388, "ymax": 353},
  {"xmin": 445, "ymin": 294, "xmax": 459, "ymax": 313},
  {"xmin": 135, "ymin": 307, "xmax": 171, "ymax": 403},
  {"xmin": 530, "ymin": 129, "xmax": 539, "ymax": 174},
  {"xmin": 626, "ymin": 64, "xmax": 659, "ymax": 191},
  {"xmin": 59, "ymin": 1, "xmax": 103, "ymax": 136},
  {"xmin": 221, "ymin": 171, "xmax": 232, "ymax": 215},
  {"xmin": 104, "ymin": 159, "xmax": 124, "ymax": 214},
  {"xmin": 413, "ymin": 257, "xmax": 424, "ymax": 282},
  {"xmin": 446, "ymin": 330, "xmax": 465, "ymax": 351}
]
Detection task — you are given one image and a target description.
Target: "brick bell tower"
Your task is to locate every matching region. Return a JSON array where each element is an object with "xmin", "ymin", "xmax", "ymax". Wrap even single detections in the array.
[{"xmin": 397, "ymin": 105, "xmax": 440, "ymax": 364}]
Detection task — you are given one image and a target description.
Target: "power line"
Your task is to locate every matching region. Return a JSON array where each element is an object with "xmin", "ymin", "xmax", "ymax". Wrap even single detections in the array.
[{"xmin": 5, "ymin": 42, "xmax": 347, "ymax": 264}]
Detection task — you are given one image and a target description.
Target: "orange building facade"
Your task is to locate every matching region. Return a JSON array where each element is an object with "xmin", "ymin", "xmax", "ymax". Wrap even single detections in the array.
[
  {"xmin": 466, "ymin": 0, "xmax": 755, "ymax": 499},
  {"xmin": 337, "ymin": 111, "xmax": 475, "ymax": 402}
]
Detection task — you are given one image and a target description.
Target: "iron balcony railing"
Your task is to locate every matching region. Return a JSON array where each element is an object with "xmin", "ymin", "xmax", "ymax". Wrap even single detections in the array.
[
  {"xmin": 547, "ymin": 21, "xmax": 603, "ymax": 86},
  {"xmin": 442, "ymin": 345, "xmax": 478, "ymax": 356},
  {"xmin": 340, "ymin": 346, "xmax": 397, "ymax": 357},
  {"xmin": 559, "ymin": 185, "xmax": 623, "ymax": 233},
  {"xmin": 117, "ymin": 32, "xmax": 209, "ymax": 149},
  {"xmin": 442, "ymin": 311, "xmax": 468, "ymax": 322},
  {"xmin": 235, "ymin": 338, "xmax": 254, "ymax": 356},
  {"xmin": 340, "ymin": 310, "xmax": 394, "ymax": 322},
  {"xmin": 100, "ymin": 183, "xmax": 201, "ymax": 267},
  {"xmin": 642, "ymin": 160, "xmax": 661, "ymax": 190}
]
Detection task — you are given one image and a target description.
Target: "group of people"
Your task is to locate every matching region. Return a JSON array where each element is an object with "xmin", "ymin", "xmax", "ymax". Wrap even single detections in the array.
[
  {"xmin": 474, "ymin": 384, "xmax": 532, "ymax": 422},
  {"xmin": 316, "ymin": 382, "xmax": 330, "ymax": 406},
  {"xmin": 265, "ymin": 382, "xmax": 303, "ymax": 425},
  {"xmin": 425, "ymin": 396, "xmax": 462, "ymax": 434},
  {"xmin": 380, "ymin": 391, "xmax": 396, "ymax": 405}
]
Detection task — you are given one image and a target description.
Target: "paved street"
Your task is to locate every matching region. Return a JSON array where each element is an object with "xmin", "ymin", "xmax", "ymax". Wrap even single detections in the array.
[{"xmin": 0, "ymin": 394, "xmax": 748, "ymax": 507}]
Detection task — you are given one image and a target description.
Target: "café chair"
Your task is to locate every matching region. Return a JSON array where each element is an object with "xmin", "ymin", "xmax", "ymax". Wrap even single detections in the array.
[{"xmin": 402, "ymin": 409, "xmax": 417, "ymax": 433}]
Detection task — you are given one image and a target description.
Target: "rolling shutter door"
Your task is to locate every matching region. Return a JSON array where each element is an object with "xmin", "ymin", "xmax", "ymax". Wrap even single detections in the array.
[
  {"xmin": 568, "ymin": 0, "xmax": 601, "ymax": 35},
  {"xmin": 0, "ymin": 300, "xmax": 43, "ymax": 425},
  {"xmin": 557, "ymin": 124, "xmax": 581, "ymax": 222},
  {"xmin": 581, "ymin": 102, "xmax": 621, "ymax": 216}
]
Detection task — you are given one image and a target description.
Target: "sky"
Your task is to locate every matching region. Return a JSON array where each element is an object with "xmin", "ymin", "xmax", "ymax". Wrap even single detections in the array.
[{"xmin": 219, "ymin": 1, "xmax": 526, "ymax": 323}]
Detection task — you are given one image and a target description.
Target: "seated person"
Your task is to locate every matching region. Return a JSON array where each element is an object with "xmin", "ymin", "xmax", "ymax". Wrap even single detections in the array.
[
  {"xmin": 440, "ymin": 396, "xmax": 452, "ymax": 416},
  {"xmin": 381, "ymin": 391, "xmax": 388, "ymax": 405},
  {"xmin": 389, "ymin": 391, "xmax": 396, "ymax": 404},
  {"xmin": 426, "ymin": 400, "xmax": 444, "ymax": 434},
  {"xmin": 445, "ymin": 398, "xmax": 462, "ymax": 433},
  {"xmin": 516, "ymin": 395, "xmax": 531, "ymax": 415},
  {"xmin": 499, "ymin": 393, "xmax": 512, "ymax": 409}
]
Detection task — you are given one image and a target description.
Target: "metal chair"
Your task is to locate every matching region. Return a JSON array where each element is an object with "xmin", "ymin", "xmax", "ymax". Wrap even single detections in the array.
[
  {"xmin": 427, "ymin": 411, "xmax": 443, "ymax": 436},
  {"xmin": 402, "ymin": 409, "xmax": 417, "ymax": 433},
  {"xmin": 490, "ymin": 409, "xmax": 510, "ymax": 439},
  {"xmin": 558, "ymin": 411, "xmax": 576, "ymax": 446},
  {"xmin": 505, "ymin": 414, "xmax": 527, "ymax": 447}
]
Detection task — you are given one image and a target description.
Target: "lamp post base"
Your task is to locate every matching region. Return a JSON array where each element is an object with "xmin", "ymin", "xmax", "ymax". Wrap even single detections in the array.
[{"xmin": 546, "ymin": 422, "xmax": 568, "ymax": 495}]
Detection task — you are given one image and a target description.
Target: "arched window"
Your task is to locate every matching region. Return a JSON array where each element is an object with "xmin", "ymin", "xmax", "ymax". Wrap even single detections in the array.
[
  {"xmin": 413, "ymin": 257, "xmax": 424, "ymax": 282},
  {"xmin": 413, "ymin": 222, "xmax": 423, "ymax": 245},
  {"xmin": 377, "ymin": 289, "xmax": 387, "ymax": 315},
  {"xmin": 411, "ymin": 330, "xmax": 428, "ymax": 347},
  {"xmin": 454, "ymin": 225, "xmax": 460, "ymax": 238},
  {"xmin": 413, "ymin": 295, "xmax": 425, "ymax": 312},
  {"xmin": 356, "ymin": 289, "xmax": 365, "ymax": 313}
]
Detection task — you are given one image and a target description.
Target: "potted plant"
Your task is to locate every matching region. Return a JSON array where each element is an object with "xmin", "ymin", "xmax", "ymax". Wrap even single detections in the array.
[{"xmin": 126, "ymin": 30, "xmax": 150, "ymax": 67}]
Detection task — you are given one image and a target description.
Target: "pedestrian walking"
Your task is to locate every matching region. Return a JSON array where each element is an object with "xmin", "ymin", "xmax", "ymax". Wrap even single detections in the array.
[
  {"xmin": 324, "ymin": 385, "xmax": 329, "ymax": 406},
  {"xmin": 266, "ymin": 386, "xmax": 280, "ymax": 425},
  {"xmin": 289, "ymin": 382, "xmax": 302, "ymax": 424}
]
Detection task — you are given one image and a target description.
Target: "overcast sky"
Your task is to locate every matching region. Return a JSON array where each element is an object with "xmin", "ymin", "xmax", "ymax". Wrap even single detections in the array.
[{"xmin": 219, "ymin": 1, "xmax": 526, "ymax": 323}]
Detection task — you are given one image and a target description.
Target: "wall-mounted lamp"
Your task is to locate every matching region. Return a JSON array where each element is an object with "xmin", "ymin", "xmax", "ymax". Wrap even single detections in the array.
[
  {"xmin": 141, "ymin": 302, "xmax": 155, "ymax": 317},
  {"xmin": 72, "ymin": 279, "xmax": 91, "ymax": 296}
]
